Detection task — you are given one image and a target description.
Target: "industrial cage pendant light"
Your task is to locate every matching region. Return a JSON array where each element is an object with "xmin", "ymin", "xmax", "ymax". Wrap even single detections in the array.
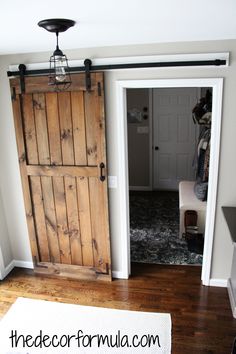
[{"xmin": 38, "ymin": 18, "xmax": 75, "ymax": 91}]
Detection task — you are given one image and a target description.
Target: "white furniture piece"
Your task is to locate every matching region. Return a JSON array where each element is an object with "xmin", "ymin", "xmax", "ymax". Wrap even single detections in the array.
[{"xmin": 179, "ymin": 181, "xmax": 207, "ymax": 238}]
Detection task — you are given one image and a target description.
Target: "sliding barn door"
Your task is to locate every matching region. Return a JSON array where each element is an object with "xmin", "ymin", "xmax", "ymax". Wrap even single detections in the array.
[{"xmin": 10, "ymin": 73, "xmax": 111, "ymax": 280}]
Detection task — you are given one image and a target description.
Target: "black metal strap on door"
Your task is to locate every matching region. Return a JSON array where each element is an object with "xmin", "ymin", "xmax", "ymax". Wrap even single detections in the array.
[
  {"xmin": 84, "ymin": 58, "xmax": 92, "ymax": 91},
  {"xmin": 18, "ymin": 64, "xmax": 26, "ymax": 94}
]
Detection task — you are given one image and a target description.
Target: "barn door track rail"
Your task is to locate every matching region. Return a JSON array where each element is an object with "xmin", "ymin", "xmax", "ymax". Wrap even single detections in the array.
[
  {"xmin": 7, "ymin": 55, "xmax": 227, "ymax": 93},
  {"xmin": 7, "ymin": 58, "xmax": 227, "ymax": 78}
]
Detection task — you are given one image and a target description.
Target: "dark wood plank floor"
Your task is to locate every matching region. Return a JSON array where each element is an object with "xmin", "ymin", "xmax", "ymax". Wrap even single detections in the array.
[{"xmin": 0, "ymin": 263, "xmax": 235, "ymax": 353}]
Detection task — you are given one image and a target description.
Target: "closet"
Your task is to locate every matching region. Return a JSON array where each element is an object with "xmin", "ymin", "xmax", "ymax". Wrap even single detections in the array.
[{"xmin": 179, "ymin": 88, "xmax": 212, "ymax": 254}]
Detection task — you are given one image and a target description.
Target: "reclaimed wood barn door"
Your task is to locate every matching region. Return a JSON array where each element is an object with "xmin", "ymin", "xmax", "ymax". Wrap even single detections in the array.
[{"xmin": 10, "ymin": 73, "xmax": 111, "ymax": 280}]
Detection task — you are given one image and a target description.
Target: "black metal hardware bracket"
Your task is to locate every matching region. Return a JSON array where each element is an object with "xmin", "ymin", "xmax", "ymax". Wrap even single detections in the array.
[
  {"xmin": 18, "ymin": 64, "xmax": 26, "ymax": 93},
  {"xmin": 97, "ymin": 82, "xmax": 102, "ymax": 96},
  {"xmin": 7, "ymin": 59, "xmax": 227, "ymax": 79},
  {"xmin": 84, "ymin": 58, "xmax": 92, "ymax": 91},
  {"xmin": 100, "ymin": 162, "xmax": 105, "ymax": 182}
]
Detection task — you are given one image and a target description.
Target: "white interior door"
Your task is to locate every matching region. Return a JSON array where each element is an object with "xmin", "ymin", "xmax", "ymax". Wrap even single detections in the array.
[{"xmin": 153, "ymin": 88, "xmax": 199, "ymax": 191}]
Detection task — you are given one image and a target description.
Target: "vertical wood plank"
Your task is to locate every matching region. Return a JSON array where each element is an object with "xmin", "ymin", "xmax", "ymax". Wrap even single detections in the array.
[
  {"xmin": 85, "ymin": 74, "xmax": 111, "ymax": 274},
  {"xmin": 32, "ymin": 93, "xmax": 58, "ymax": 264},
  {"xmin": 58, "ymin": 91, "xmax": 83, "ymax": 265},
  {"xmin": 84, "ymin": 91, "xmax": 97, "ymax": 166},
  {"xmin": 64, "ymin": 177, "xmax": 83, "ymax": 265},
  {"xmin": 95, "ymin": 73, "xmax": 107, "ymax": 167},
  {"xmin": 77, "ymin": 177, "xmax": 94, "ymax": 267},
  {"xmin": 58, "ymin": 92, "xmax": 74, "ymax": 165},
  {"xmin": 95, "ymin": 73, "xmax": 111, "ymax": 272},
  {"xmin": 89, "ymin": 177, "xmax": 110, "ymax": 272},
  {"xmin": 12, "ymin": 95, "xmax": 39, "ymax": 262},
  {"xmin": 72, "ymin": 91, "xmax": 93, "ymax": 266},
  {"xmin": 30, "ymin": 176, "xmax": 50, "ymax": 262},
  {"xmin": 22, "ymin": 94, "xmax": 38, "ymax": 164},
  {"xmin": 41, "ymin": 177, "xmax": 61, "ymax": 264},
  {"xmin": 53, "ymin": 177, "xmax": 71, "ymax": 264},
  {"xmin": 33, "ymin": 93, "xmax": 50, "ymax": 165},
  {"xmin": 46, "ymin": 93, "xmax": 62, "ymax": 166},
  {"xmin": 71, "ymin": 91, "xmax": 87, "ymax": 166}
]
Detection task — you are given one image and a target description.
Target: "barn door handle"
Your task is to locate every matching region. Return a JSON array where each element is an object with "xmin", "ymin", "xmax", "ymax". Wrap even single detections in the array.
[{"xmin": 100, "ymin": 163, "xmax": 106, "ymax": 182}]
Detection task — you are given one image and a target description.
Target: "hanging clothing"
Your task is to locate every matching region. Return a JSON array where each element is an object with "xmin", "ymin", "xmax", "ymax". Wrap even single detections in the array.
[
  {"xmin": 193, "ymin": 127, "xmax": 211, "ymax": 201},
  {"xmin": 196, "ymin": 129, "xmax": 210, "ymax": 183},
  {"xmin": 191, "ymin": 90, "xmax": 212, "ymax": 201},
  {"xmin": 203, "ymin": 142, "xmax": 210, "ymax": 181}
]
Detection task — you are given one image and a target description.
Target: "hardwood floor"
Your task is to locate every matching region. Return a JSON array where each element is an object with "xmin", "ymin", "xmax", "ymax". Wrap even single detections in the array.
[{"xmin": 0, "ymin": 263, "xmax": 235, "ymax": 353}]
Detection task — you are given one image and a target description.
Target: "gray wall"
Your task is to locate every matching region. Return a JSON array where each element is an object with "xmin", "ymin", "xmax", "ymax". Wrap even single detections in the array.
[
  {"xmin": 127, "ymin": 89, "xmax": 150, "ymax": 188},
  {"xmin": 0, "ymin": 39, "xmax": 235, "ymax": 280},
  {"xmin": 0, "ymin": 189, "xmax": 12, "ymax": 269}
]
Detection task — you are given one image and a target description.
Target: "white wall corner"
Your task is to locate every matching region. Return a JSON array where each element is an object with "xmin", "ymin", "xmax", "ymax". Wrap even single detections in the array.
[
  {"xmin": 1, "ymin": 260, "xmax": 15, "ymax": 279},
  {"xmin": 0, "ymin": 259, "xmax": 34, "ymax": 281},
  {"xmin": 209, "ymin": 278, "xmax": 228, "ymax": 287}
]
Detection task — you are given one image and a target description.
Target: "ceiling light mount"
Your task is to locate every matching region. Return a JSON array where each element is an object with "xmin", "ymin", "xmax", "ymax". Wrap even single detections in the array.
[
  {"xmin": 38, "ymin": 18, "xmax": 75, "ymax": 91},
  {"xmin": 38, "ymin": 18, "xmax": 75, "ymax": 34}
]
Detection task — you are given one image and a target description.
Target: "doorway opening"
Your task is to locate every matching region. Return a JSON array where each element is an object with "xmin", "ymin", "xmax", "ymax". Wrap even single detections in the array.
[
  {"xmin": 116, "ymin": 78, "xmax": 223, "ymax": 285},
  {"xmin": 127, "ymin": 87, "xmax": 211, "ymax": 266}
]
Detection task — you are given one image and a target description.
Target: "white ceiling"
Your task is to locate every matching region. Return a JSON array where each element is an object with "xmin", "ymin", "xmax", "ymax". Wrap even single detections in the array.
[{"xmin": 1, "ymin": 0, "xmax": 236, "ymax": 55}]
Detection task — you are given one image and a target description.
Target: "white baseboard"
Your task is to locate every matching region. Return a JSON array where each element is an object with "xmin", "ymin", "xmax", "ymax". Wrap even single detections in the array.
[
  {"xmin": 227, "ymin": 278, "xmax": 236, "ymax": 318},
  {"xmin": 13, "ymin": 260, "xmax": 34, "ymax": 269},
  {"xmin": 112, "ymin": 270, "xmax": 128, "ymax": 279},
  {"xmin": 209, "ymin": 278, "xmax": 227, "ymax": 287}
]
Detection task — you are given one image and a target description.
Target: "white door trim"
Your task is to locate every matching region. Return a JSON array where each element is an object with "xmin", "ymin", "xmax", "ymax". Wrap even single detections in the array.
[{"xmin": 116, "ymin": 78, "xmax": 223, "ymax": 285}]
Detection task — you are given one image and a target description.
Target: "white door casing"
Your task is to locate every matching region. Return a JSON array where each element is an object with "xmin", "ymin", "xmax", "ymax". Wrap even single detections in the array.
[
  {"xmin": 116, "ymin": 78, "xmax": 223, "ymax": 286},
  {"xmin": 153, "ymin": 88, "xmax": 199, "ymax": 191}
]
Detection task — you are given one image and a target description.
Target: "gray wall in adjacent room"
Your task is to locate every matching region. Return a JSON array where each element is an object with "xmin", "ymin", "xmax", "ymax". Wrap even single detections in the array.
[{"xmin": 127, "ymin": 89, "xmax": 150, "ymax": 188}]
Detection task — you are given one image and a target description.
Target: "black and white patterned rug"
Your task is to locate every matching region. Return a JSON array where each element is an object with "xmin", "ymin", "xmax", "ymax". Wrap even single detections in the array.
[{"xmin": 130, "ymin": 191, "xmax": 203, "ymax": 265}]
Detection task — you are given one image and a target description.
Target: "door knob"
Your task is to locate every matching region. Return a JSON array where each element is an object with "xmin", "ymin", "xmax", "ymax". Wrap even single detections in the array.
[{"xmin": 155, "ymin": 146, "xmax": 159, "ymax": 150}]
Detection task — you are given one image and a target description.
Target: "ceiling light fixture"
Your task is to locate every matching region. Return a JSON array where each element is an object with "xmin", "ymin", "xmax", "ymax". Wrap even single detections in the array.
[{"xmin": 38, "ymin": 18, "xmax": 75, "ymax": 91}]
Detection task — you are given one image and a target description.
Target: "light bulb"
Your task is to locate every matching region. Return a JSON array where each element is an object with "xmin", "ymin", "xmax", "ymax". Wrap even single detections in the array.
[{"xmin": 55, "ymin": 57, "xmax": 66, "ymax": 82}]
